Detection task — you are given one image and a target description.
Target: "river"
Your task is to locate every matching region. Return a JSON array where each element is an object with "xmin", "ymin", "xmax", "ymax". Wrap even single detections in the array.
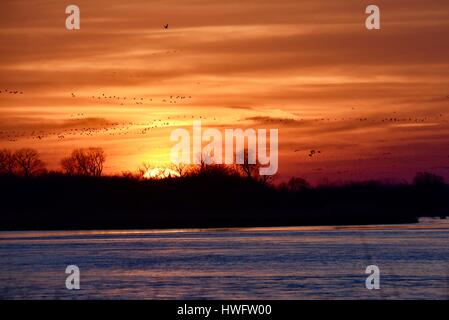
[{"xmin": 1, "ymin": 218, "xmax": 448, "ymax": 299}]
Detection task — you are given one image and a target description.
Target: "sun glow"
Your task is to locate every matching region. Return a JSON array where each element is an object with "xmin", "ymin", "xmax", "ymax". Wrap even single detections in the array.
[{"xmin": 142, "ymin": 167, "xmax": 180, "ymax": 179}]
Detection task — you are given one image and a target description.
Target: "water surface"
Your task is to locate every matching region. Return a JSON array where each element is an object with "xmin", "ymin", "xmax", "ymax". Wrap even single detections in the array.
[{"xmin": 1, "ymin": 219, "xmax": 448, "ymax": 299}]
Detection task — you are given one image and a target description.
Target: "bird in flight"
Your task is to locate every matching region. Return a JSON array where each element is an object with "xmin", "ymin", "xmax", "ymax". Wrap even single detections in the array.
[
  {"xmin": 163, "ymin": 24, "xmax": 169, "ymax": 29},
  {"xmin": 308, "ymin": 149, "xmax": 321, "ymax": 157}
]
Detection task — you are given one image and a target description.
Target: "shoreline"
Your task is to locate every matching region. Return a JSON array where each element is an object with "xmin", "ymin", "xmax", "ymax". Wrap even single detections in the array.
[
  {"xmin": 0, "ymin": 216, "xmax": 424, "ymax": 233},
  {"xmin": 3, "ymin": 219, "xmax": 449, "ymax": 236},
  {"xmin": 1, "ymin": 175, "xmax": 447, "ymax": 232}
]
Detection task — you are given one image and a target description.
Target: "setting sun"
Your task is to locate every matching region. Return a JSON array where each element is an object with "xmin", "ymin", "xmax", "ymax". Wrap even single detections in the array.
[{"xmin": 143, "ymin": 167, "xmax": 180, "ymax": 179}]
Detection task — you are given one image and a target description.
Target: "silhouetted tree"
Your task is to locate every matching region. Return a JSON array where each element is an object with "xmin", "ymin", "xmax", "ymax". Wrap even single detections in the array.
[
  {"xmin": 14, "ymin": 148, "xmax": 46, "ymax": 177},
  {"xmin": 137, "ymin": 162, "xmax": 152, "ymax": 178},
  {"xmin": 413, "ymin": 172, "xmax": 445, "ymax": 187},
  {"xmin": 170, "ymin": 163, "xmax": 189, "ymax": 177},
  {"xmin": 197, "ymin": 152, "xmax": 209, "ymax": 175},
  {"xmin": 60, "ymin": 156, "xmax": 77, "ymax": 176},
  {"xmin": 61, "ymin": 147, "xmax": 105, "ymax": 176},
  {"xmin": 0, "ymin": 149, "xmax": 16, "ymax": 175},
  {"xmin": 236, "ymin": 148, "xmax": 257, "ymax": 179},
  {"xmin": 88, "ymin": 148, "xmax": 105, "ymax": 176},
  {"xmin": 280, "ymin": 177, "xmax": 311, "ymax": 192},
  {"xmin": 236, "ymin": 148, "xmax": 274, "ymax": 184},
  {"xmin": 187, "ymin": 152, "xmax": 240, "ymax": 177},
  {"xmin": 137, "ymin": 162, "xmax": 183, "ymax": 179},
  {"xmin": 121, "ymin": 170, "xmax": 138, "ymax": 179}
]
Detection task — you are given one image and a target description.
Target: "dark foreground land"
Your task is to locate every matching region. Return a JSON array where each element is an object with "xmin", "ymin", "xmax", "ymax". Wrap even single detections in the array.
[{"xmin": 0, "ymin": 172, "xmax": 448, "ymax": 231}]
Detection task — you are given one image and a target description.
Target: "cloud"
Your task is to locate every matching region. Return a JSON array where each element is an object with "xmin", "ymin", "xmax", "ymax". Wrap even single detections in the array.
[
  {"xmin": 0, "ymin": 116, "xmax": 112, "ymax": 132},
  {"xmin": 1, "ymin": 0, "xmax": 449, "ymax": 181}
]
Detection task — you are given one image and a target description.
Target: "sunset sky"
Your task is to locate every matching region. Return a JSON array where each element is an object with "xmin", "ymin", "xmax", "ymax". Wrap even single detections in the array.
[{"xmin": 1, "ymin": 0, "xmax": 449, "ymax": 183}]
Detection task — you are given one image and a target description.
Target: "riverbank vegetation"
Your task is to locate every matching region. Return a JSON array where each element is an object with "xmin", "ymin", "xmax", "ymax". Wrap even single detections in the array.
[{"xmin": 0, "ymin": 147, "xmax": 448, "ymax": 230}]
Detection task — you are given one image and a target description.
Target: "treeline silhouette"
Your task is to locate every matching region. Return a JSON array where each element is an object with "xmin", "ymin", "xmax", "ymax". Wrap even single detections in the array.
[
  {"xmin": 0, "ymin": 147, "xmax": 105, "ymax": 177},
  {"xmin": 0, "ymin": 148, "xmax": 448, "ymax": 231}
]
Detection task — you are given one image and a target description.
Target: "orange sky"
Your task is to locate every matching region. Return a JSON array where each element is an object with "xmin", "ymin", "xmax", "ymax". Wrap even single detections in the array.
[{"xmin": 1, "ymin": 0, "xmax": 449, "ymax": 183}]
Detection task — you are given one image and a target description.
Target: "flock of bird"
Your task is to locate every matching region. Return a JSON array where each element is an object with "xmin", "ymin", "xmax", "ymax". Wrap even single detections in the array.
[
  {"xmin": 1, "ymin": 27, "xmax": 448, "ymax": 162},
  {"xmin": 150, "ymin": 49, "xmax": 182, "ymax": 57},
  {"xmin": 0, "ymin": 113, "xmax": 223, "ymax": 142},
  {"xmin": 257, "ymin": 113, "xmax": 447, "ymax": 125},
  {"xmin": 2, "ymin": 23, "xmax": 448, "ymax": 181},
  {"xmin": 1, "ymin": 102, "xmax": 447, "ymax": 145},
  {"xmin": 70, "ymin": 92, "xmax": 193, "ymax": 107},
  {"xmin": 294, "ymin": 149, "xmax": 322, "ymax": 158},
  {"xmin": 308, "ymin": 149, "xmax": 321, "ymax": 158},
  {"xmin": 0, "ymin": 89, "xmax": 23, "ymax": 95}
]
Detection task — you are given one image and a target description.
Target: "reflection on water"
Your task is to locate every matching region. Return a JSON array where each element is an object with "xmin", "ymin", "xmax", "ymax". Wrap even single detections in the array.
[{"xmin": 1, "ymin": 218, "xmax": 448, "ymax": 299}]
